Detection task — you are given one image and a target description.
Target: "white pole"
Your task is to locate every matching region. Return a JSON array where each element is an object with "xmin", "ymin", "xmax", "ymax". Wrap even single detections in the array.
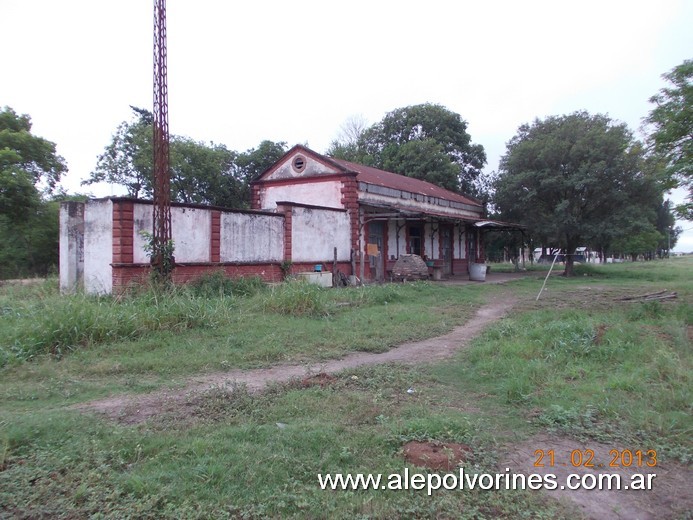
[{"xmin": 536, "ymin": 253, "xmax": 559, "ymax": 301}]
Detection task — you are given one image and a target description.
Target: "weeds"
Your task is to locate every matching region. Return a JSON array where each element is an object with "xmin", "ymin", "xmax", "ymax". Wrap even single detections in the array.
[
  {"xmin": 0, "ymin": 289, "xmax": 238, "ymax": 365},
  {"xmin": 186, "ymin": 272, "xmax": 266, "ymax": 298},
  {"xmin": 260, "ymin": 279, "xmax": 329, "ymax": 317}
]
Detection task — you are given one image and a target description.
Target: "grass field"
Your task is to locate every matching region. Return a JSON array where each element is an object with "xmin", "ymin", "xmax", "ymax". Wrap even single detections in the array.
[{"xmin": 0, "ymin": 259, "xmax": 691, "ymax": 518}]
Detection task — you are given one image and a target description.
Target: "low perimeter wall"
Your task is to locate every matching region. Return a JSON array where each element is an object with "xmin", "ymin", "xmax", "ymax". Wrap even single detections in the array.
[{"xmin": 60, "ymin": 198, "xmax": 353, "ymax": 294}]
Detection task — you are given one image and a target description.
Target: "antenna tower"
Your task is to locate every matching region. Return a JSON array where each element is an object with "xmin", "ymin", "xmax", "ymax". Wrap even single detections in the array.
[{"xmin": 152, "ymin": 0, "xmax": 172, "ymax": 276}]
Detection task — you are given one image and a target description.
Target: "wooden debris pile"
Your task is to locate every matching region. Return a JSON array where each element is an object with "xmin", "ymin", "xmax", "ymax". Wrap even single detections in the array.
[{"xmin": 616, "ymin": 290, "xmax": 677, "ymax": 302}]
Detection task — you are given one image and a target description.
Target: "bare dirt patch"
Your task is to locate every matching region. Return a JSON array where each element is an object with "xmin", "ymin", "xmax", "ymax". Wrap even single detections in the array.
[
  {"xmin": 403, "ymin": 441, "xmax": 472, "ymax": 471},
  {"xmin": 300, "ymin": 372, "xmax": 337, "ymax": 388},
  {"xmin": 73, "ymin": 296, "xmax": 516, "ymax": 424},
  {"xmin": 500, "ymin": 433, "xmax": 692, "ymax": 520}
]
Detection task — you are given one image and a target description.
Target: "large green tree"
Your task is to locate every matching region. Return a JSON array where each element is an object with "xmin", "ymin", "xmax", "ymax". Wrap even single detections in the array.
[
  {"xmin": 84, "ymin": 108, "xmax": 286, "ymax": 208},
  {"xmin": 83, "ymin": 107, "xmax": 152, "ymax": 198},
  {"xmin": 494, "ymin": 112, "xmax": 661, "ymax": 276},
  {"xmin": 0, "ymin": 106, "xmax": 68, "ymax": 278},
  {"xmin": 328, "ymin": 104, "xmax": 486, "ymax": 197},
  {"xmin": 645, "ymin": 59, "xmax": 693, "ymax": 219}
]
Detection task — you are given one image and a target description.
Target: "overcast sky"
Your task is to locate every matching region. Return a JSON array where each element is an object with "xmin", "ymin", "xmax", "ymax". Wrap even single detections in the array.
[{"xmin": 2, "ymin": 0, "xmax": 692, "ymax": 251}]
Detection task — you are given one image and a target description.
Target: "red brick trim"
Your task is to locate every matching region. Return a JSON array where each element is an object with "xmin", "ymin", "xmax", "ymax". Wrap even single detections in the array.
[
  {"xmin": 112, "ymin": 200, "xmax": 134, "ymax": 264},
  {"xmin": 210, "ymin": 210, "xmax": 221, "ymax": 262},
  {"xmin": 276, "ymin": 204, "xmax": 293, "ymax": 262},
  {"xmin": 251, "ymin": 185, "xmax": 262, "ymax": 210},
  {"xmin": 340, "ymin": 177, "xmax": 359, "ymax": 254},
  {"xmin": 255, "ymin": 173, "xmax": 352, "ymax": 189}
]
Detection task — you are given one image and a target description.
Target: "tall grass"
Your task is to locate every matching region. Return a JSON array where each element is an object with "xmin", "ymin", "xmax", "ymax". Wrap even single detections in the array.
[
  {"xmin": 436, "ymin": 301, "xmax": 691, "ymax": 457},
  {"xmin": 0, "ymin": 290, "xmax": 241, "ymax": 365}
]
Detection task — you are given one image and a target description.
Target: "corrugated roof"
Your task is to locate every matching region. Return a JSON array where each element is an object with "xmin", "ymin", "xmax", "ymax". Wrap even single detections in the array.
[{"xmin": 330, "ymin": 158, "xmax": 482, "ymax": 208}]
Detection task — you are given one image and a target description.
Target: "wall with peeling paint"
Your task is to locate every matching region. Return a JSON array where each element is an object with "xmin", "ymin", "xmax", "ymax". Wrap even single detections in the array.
[
  {"xmin": 132, "ymin": 205, "xmax": 212, "ymax": 264},
  {"xmin": 259, "ymin": 180, "xmax": 344, "ymax": 211},
  {"xmin": 291, "ymin": 206, "xmax": 351, "ymax": 262},
  {"xmin": 83, "ymin": 199, "xmax": 113, "ymax": 295},
  {"xmin": 59, "ymin": 202, "xmax": 85, "ymax": 294},
  {"xmin": 220, "ymin": 212, "xmax": 284, "ymax": 262}
]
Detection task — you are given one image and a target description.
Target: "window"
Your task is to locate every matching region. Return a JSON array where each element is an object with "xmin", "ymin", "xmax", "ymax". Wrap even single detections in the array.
[{"xmin": 292, "ymin": 155, "xmax": 306, "ymax": 173}]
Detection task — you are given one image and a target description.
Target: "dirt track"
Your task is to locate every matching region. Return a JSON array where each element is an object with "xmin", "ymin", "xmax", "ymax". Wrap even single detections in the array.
[{"xmin": 74, "ymin": 296, "xmax": 515, "ymax": 424}]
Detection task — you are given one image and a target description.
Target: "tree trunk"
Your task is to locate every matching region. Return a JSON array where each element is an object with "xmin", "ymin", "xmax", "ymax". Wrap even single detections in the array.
[{"xmin": 562, "ymin": 236, "xmax": 579, "ymax": 277}]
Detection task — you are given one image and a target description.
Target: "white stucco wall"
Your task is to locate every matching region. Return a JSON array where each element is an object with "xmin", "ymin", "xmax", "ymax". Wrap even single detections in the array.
[
  {"xmin": 133, "ymin": 204, "xmax": 211, "ymax": 263},
  {"xmin": 59, "ymin": 202, "xmax": 85, "ymax": 294},
  {"xmin": 83, "ymin": 199, "xmax": 113, "ymax": 295},
  {"xmin": 260, "ymin": 180, "xmax": 343, "ymax": 211},
  {"xmin": 291, "ymin": 207, "xmax": 351, "ymax": 262},
  {"xmin": 220, "ymin": 213, "xmax": 284, "ymax": 262}
]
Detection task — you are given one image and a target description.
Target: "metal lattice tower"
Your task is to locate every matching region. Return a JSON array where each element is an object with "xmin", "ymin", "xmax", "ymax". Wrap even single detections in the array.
[{"xmin": 152, "ymin": 0, "xmax": 172, "ymax": 272}]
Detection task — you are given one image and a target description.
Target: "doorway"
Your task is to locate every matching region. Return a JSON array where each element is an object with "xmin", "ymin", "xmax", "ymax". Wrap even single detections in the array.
[
  {"xmin": 441, "ymin": 225, "xmax": 453, "ymax": 275},
  {"xmin": 367, "ymin": 221, "xmax": 385, "ymax": 281}
]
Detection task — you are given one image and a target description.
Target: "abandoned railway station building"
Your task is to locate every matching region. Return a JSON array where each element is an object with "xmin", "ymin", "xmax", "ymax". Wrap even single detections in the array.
[{"xmin": 60, "ymin": 145, "xmax": 511, "ymax": 294}]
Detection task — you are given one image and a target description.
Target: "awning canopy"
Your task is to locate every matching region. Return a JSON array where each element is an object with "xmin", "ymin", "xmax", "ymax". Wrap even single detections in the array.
[{"xmin": 359, "ymin": 201, "xmax": 523, "ymax": 230}]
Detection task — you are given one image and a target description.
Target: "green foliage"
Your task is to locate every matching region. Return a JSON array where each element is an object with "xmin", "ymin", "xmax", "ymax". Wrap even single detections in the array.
[
  {"xmin": 0, "ymin": 106, "xmax": 66, "ymax": 190},
  {"xmin": 261, "ymin": 280, "xmax": 329, "ymax": 317},
  {"xmin": 83, "ymin": 107, "xmax": 287, "ymax": 208},
  {"xmin": 0, "ymin": 278, "xmax": 480, "ymax": 372},
  {"xmin": 645, "ymin": 59, "xmax": 693, "ymax": 220},
  {"xmin": 329, "ymin": 103, "xmax": 487, "ymax": 197},
  {"xmin": 0, "ymin": 289, "xmax": 240, "ymax": 365},
  {"xmin": 187, "ymin": 272, "xmax": 266, "ymax": 298},
  {"xmin": 82, "ymin": 107, "xmax": 152, "ymax": 198},
  {"xmin": 494, "ymin": 111, "xmax": 663, "ymax": 273},
  {"xmin": 139, "ymin": 230, "xmax": 175, "ymax": 283},
  {"xmin": 438, "ymin": 291, "xmax": 691, "ymax": 452},
  {"xmin": 0, "ymin": 107, "xmax": 67, "ymax": 278}
]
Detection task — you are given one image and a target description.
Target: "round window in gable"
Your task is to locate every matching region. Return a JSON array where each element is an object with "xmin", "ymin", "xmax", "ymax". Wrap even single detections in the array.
[{"xmin": 292, "ymin": 155, "xmax": 307, "ymax": 173}]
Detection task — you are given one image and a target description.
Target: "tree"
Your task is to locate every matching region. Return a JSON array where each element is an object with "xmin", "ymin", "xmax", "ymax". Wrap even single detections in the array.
[
  {"xmin": 494, "ymin": 111, "xmax": 661, "ymax": 276},
  {"xmin": 85, "ymin": 107, "xmax": 286, "ymax": 208},
  {"xmin": 82, "ymin": 107, "xmax": 152, "ymax": 198},
  {"xmin": 326, "ymin": 115, "xmax": 368, "ymax": 162},
  {"xmin": 655, "ymin": 199, "xmax": 682, "ymax": 256},
  {"xmin": 169, "ymin": 138, "xmax": 237, "ymax": 205},
  {"xmin": 329, "ymin": 104, "xmax": 487, "ymax": 197},
  {"xmin": 645, "ymin": 59, "xmax": 693, "ymax": 219},
  {"xmin": 0, "ymin": 106, "xmax": 66, "ymax": 190},
  {"xmin": 0, "ymin": 106, "xmax": 68, "ymax": 278}
]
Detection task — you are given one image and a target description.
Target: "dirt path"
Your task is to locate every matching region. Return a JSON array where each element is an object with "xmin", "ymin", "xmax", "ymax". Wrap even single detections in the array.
[{"xmin": 74, "ymin": 296, "xmax": 515, "ymax": 424}]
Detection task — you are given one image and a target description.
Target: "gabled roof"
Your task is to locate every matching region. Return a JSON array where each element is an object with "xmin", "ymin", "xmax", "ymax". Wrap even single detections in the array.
[
  {"xmin": 254, "ymin": 145, "xmax": 482, "ymax": 208},
  {"xmin": 331, "ymin": 157, "xmax": 482, "ymax": 208}
]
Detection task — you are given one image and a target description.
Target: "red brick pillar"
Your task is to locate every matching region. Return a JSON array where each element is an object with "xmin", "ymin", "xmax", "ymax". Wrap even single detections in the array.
[
  {"xmin": 341, "ymin": 176, "xmax": 359, "ymax": 274},
  {"xmin": 112, "ymin": 201, "xmax": 134, "ymax": 264},
  {"xmin": 276, "ymin": 204, "xmax": 293, "ymax": 263},
  {"xmin": 112, "ymin": 200, "xmax": 134, "ymax": 290},
  {"xmin": 211, "ymin": 210, "xmax": 221, "ymax": 263},
  {"xmin": 250, "ymin": 185, "xmax": 262, "ymax": 210}
]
